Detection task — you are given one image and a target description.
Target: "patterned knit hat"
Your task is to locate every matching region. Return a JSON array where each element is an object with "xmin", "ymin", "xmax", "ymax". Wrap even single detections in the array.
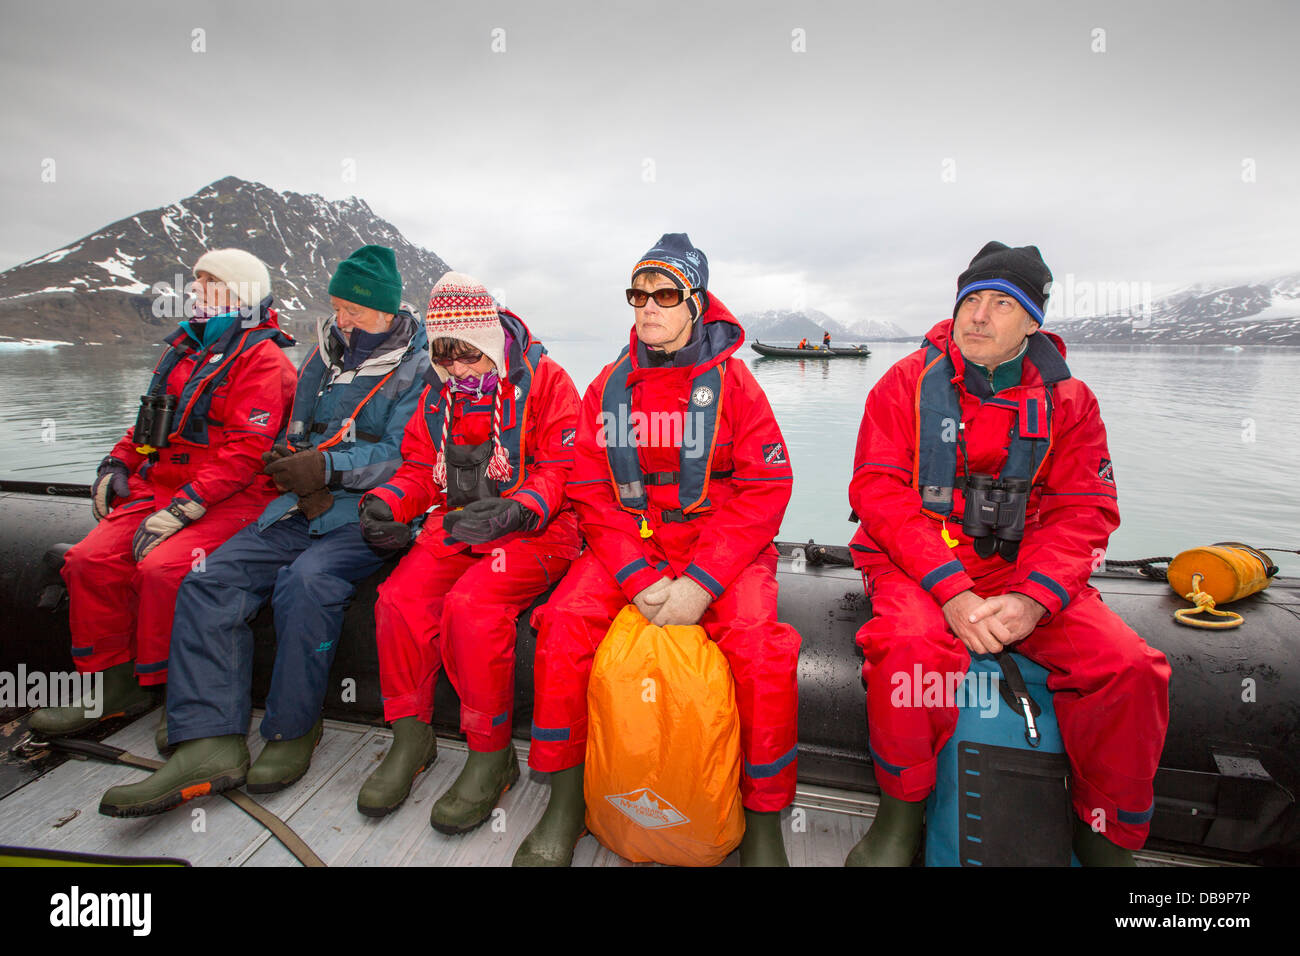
[
  {"xmin": 424, "ymin": 272, "xmax": 507, "ymax": 383},
  {"xmin": 424, "ymin": 272, "xmax": 511, "ymax": 490},
  {"xmin": 632, "ymin": 233, "xmax": 709, "ymax": 320}
]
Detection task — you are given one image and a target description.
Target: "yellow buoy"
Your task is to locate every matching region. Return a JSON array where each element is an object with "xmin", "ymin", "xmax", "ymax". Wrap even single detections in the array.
[{"xmin": 1168, "ymin": 542, "xmax": 1277, "ymax": 629}]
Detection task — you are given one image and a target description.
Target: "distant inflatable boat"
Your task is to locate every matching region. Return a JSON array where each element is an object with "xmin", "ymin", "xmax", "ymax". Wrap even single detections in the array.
[
  {"xmin": 0, "ymin": 480, "xmax": 1297, "ymax": 864},
  {"xmin": 750, "ymin": 342, "xmax": 871, "ymax": 358}
]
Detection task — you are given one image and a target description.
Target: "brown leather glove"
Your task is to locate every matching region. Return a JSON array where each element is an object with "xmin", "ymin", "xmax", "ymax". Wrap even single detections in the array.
[
  {"xmin": 296, "ymin": 487, "xmax": 335, "ymax": 520},
  {"xmin": 264, "ymin": 447, "xmax": 328, "ymax": 495},
  {"xmin": 261, "ymin": 443, "xmax": 294, "ymax": 468}
]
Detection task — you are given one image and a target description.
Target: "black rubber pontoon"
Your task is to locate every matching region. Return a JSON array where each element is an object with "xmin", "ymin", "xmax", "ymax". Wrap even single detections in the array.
[{"xmin": 1, "ymin": 480, "xmax": 1296, "ymax": 863}]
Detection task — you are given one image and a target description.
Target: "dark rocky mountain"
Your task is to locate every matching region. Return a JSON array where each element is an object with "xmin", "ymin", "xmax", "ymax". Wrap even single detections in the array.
[
  {"xmin": 1052, "ymin": 275, "xmax": 1300, "ymax": 345},
  {"xmin": 739, "ymin": 308, "xmax": 908, "ymax": 344},
  {"xmin": 0, "ymin": 176, "xmax": 450, "ymax": 344}
]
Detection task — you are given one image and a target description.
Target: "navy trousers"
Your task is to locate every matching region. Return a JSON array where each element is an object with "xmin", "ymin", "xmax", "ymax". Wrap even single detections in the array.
[{"xmin": 167, "ymin": 514, "xmax": 388, "ymax": 745}]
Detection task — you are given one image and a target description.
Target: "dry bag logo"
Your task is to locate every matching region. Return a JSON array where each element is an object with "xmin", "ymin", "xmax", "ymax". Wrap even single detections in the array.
[
  {"xmin": 763, "ymin": 442, "xmax": 787, "ymax": 465},
  {"xmin": 606, "ymin": 788, "xmax": 689, "ymax": 830},
  {"xmin": 561, "ymin": 427, "xmax": 576, "ymax": 447},
  {"xmin": 1098, "ymin": 457, "xmax": 1115, "ymax": 484},
  {"xmin": 248, "ymin": 408, "xmax": 271, "ymax": 426}
]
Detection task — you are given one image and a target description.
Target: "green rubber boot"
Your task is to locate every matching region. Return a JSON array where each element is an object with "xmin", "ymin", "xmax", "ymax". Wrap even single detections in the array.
[
  {"xmin": 844, "ymin": 793, "xmax": 926, "ymax": 867},
  {"xmin": 246, "ymin": 719, "xmax": 323, "ymax": 794},
  {"xmin": 357, "ymin": 717, "xmax": 438, "ymax": 818},
  {"xmin": 513, "ymin": 764, "xmax": 586, "ymax": 867},
  {"xmin": 99, "ymin": 735, "xmax": 249, "ymax": 818},
  {"xmin": 739, "ymin": 809, "xmax": 789, "ymax": 867},
  {"xmin": 1073, "ymin": 816, "xmax": 1137, "ymax": 866},
  {"xmin": 29, "ymin": 661, "xmax": 154, "ymax": 738},
  {"xmin": 155, "ymin": 701, "xmax": 174, "ymax": 758},
  {"xmin": 430, "ymin": 746, "xmax": 520, "ymax": 834}
]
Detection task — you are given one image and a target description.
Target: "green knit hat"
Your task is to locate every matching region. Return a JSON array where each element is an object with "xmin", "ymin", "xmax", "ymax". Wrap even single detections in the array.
[{"xmin": 328, "ymin": 245, "xmax": 403, "ymax": 314}]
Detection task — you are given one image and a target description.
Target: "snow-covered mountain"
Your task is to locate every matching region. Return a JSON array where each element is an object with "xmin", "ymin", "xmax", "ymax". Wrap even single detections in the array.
[
  {"xmin": 1053, "ymin": 275, "xmax": 1300, "ymax": 345},
  {"xmin": 739, "ymin": 308, "xmax": 908, "ymax": 344},
  {"xmin": 0, "ymin": 176, "xmax": 450, "ymax": 344}
]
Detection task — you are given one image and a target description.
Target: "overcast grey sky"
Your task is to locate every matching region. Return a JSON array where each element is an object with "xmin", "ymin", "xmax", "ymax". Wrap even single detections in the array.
[{"xmin": 1, "ymin": 0, "xmax": 1296, "ymax": 334}]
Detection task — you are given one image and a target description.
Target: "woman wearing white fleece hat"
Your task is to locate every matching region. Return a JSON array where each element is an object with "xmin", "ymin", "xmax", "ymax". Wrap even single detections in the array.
[{"xmin": 30, "ymin": 248, "xmax": 298, "ymax": 756}]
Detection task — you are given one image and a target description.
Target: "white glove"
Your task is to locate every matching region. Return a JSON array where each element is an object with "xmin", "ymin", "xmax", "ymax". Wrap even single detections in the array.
[
  {"xmin": 131, "ymin": 499, "xmax": 205, "ymax": 562},
  {"xmin": 650, "ymin": 577, "xmax": 713, "ymax": 627},
  {"xmin": 632, "ymin": 577, "xmax": 673, "ymax": 621}
]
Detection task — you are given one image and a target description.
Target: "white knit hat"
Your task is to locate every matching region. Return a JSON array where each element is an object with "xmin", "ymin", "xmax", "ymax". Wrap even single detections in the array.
[
  {"xmin": 424, "ymin": 271, "xmax": 507, "ymax": 383},
  {"xmin": 192, "ymin": 248, "xmax": 273, "ymax": 313}
]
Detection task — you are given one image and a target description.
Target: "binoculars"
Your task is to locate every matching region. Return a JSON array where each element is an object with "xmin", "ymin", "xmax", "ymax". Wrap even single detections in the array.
[
  {"xmin": 961, "ymin": 474, "xmax": 1031, "ymax": 561},
  {"xmin": 133, "ymin": 394, "xmax": 177, "ymax": 452}
]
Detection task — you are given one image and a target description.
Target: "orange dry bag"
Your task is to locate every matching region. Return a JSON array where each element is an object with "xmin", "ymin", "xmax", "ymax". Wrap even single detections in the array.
[
  {"xmin": 584, "ymin": 605, "xmax": 745, "ymax": 866},
  {"xmin": 1168, "ymin": 542, "xmax": 1277, "ymax": 629}
]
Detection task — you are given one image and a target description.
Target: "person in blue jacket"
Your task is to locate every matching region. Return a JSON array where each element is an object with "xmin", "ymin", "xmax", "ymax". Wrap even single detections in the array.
[{"xmin": 99, "ymin": 245, "xmax": 432, "ymax": 817}]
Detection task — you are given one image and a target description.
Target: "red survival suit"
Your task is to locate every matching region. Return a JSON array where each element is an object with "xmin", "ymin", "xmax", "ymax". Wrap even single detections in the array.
[
  {"xmin": 65, "ymin": 313, "xmax": 297, "ymax": 685},
  {"xmin": 369, "ymin": 313, "xmax": 581, "ymax": 752},
  {"xmin": 849, "ymin": 318, "xmax": 1170, "ymax": 848},
  {"xmin": 528, "ymin": 295, "xmax": 802, "ymax": 812}
]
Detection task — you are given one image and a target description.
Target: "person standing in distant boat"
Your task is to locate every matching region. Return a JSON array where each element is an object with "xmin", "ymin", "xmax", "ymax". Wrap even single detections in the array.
[
  {"xmin": 29, "ymin": 250, "xmax": 297, "ymax": 750},
  {"xmin": 822, "ymin": 331, "xmax": 831, "ymax": 348},
  {"xmin": 844, "ymin": 241, "xmax": 1171, "ymax": 866}
]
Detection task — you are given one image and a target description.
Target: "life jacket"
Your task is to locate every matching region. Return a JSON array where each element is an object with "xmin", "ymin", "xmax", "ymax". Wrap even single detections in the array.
[
  {"xmin": 422, "ymin": 320, "xmax": 545, "ymax": 496},
  {"xmin": 286, "ymin": 309, "xmax": 422, "ymax": 450},
  {"xmin": 144, "ymin": 308, "xmax": 293, "ymax": 447},
  {"xmin": 599, "ymin": 347, "xmax": 727, "ymax": 524},
  {"xmin": 914, "ymin": 334, "xmax": 1062, "ymax": 519}
]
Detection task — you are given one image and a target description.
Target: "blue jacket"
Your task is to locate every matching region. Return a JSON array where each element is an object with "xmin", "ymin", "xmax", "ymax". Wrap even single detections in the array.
[{"xmin": 257, "ymin": 308, "xmax": 429, "ymax": 536}]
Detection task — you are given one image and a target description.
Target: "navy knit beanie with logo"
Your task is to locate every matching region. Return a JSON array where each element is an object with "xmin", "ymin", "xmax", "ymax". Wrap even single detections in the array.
[{"xmin": 632, "ymin": 233, "xmax": 709, "ymax": 320}]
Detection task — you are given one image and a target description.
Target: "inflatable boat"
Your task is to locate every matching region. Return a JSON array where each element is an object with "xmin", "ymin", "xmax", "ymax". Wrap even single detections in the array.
[
  {"xmin": 750, "ymin": 341, "xmax": 871, "ymax": 358},
  {"xmin": 1, "ymin": 480, "xmax": 1296, "ymax": 865}
]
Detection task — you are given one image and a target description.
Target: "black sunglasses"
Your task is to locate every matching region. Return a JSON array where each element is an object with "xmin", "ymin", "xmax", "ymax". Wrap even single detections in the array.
[
  {"xmin": 625, "ymin": 287, "xmax": 702, "ymax": 308},
  {"xmin": 432, "ymin": 350, "xmax": 484, "ymax": 368}
]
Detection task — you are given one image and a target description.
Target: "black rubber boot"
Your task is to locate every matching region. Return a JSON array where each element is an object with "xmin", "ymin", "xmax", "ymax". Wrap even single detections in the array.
[
  {"xmin": 739, "ymin": 809, "xmax": 789, "ymax": 867},
  {"xmin": 1072, "ymin": 816, "xmax": 1137, "ymax": 866},
  {"xmin": 430, "ymin": 746, "xmax": 520, "ymax": 834},
  {"xmin": 357, "ymin": 717, "xmax": 438, "ymax": 818},
  {"xmin": 246, "ymin": 719, "xmax": 323, "ymax": 794},
  {"xmin": 99, "ymin": 735, "xmax": 249, "ymax": 818},
  {"xmin": 513, "ymin": 764, "xmax": 586, "ymax": 867},
  {"xmin": 29, "ymin": 661, "xmax": 154, "ymax": 737},
  {"xmin": 844, "ymin": 792, "xmax": 926, "ymax": 866}
]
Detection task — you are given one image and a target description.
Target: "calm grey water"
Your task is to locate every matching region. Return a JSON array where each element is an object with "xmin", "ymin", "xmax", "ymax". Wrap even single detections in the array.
[{"xmin": 2, "ymin": 336, "xmax": 1297, "ymax": 575}]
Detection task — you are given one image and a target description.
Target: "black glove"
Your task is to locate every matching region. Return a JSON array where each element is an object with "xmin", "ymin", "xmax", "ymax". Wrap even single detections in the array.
[
  {"xmin": 442, "ymin": 498, "xmax": 537, "ymax": 545},
  {"xmin": 358, "ymin": 494, "xmax": 411, "ymax": 550},
  {"xmin": 91, "ymin": 457, "xmax": 132, "ymax": 522}
]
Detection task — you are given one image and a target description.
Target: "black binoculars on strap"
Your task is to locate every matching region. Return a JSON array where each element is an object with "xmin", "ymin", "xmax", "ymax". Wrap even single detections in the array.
[
  {"xmin": 961, "ymin": 474, "xmax": 1031, "ymax": 562},
  {"xmin": 133, "ymin": 394, "xmax": 177, "ymax": 452}
]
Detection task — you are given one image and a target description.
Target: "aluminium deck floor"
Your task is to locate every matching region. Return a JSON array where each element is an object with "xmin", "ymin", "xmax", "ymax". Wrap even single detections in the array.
[
  {"xmin": 0, "ymin": 711, "xmax": 1217, "ymax": 867},
  {"xmin": 0, "ymin": 711, "xmax": 872, "ymax": 867}
]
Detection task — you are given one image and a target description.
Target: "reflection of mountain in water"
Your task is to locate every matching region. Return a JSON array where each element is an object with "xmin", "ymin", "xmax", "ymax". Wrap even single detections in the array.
[{"xmin": 0, "ymin": 176, "xmax": 450, "ymax": 345}]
